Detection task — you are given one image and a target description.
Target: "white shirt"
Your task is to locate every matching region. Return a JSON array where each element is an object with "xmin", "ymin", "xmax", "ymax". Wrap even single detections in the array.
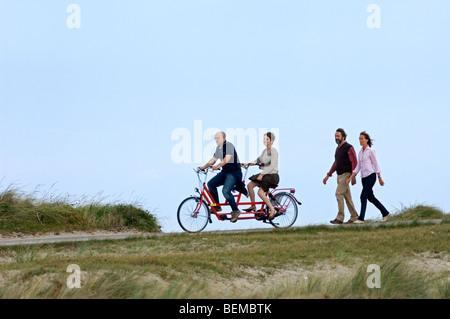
[
  {"xmin": 353, "ymin": 146, "xmax": 381, "ymax": 178},
  {"xmin": 256, "ymin": 148, "xmax": 279, "ymax": 175}
]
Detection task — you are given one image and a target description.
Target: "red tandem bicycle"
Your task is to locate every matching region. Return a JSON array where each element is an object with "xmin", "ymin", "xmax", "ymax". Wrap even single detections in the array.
[{"xmin": 177, "ymin": 165, "xmax": 301, "ymax": 233}]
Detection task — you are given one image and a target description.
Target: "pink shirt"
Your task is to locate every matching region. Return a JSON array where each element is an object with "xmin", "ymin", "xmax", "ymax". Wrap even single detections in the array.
[{"xmin": 353, "ymin": 146, "xmax": 381, "ymax": 178}]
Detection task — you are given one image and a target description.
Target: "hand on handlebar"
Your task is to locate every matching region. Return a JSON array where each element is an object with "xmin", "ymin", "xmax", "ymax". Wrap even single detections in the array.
[
  {"xmin": 196, "ymin": 165, "xmax": 219, "ymax": 173},
  {"xmin": 195, "ymin": 167, "xmax": 203, "ymax": 173},
  {"xmin": 196, "ymin": 166, "xmax": 209, "ymax": 173}
]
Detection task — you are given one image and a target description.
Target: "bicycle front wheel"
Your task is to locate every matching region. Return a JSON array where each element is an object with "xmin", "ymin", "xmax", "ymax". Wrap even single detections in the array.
[
  {"xmin": 177, "ymin": 197, "xmax": 210, "ymax": 233},
  {"xmin": 269, "ymin": 192, "xmax": 298, "ymax": 228}
]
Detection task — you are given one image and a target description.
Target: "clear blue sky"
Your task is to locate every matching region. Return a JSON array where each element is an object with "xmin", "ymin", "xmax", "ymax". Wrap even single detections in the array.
[{"xmin": 1, "ymin": 1, "xmax": 449, "ymax": 232}]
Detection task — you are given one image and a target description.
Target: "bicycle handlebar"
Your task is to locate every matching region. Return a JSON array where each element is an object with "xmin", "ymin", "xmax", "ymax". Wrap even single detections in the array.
[
  {"xmin": 196, "ymin": 163, "xmax": 259, "ymax": 174},
  {"xmin": 195, "ymin": 165, "xmax": 220, "ymax": 174},
  {"xmin": 241, "ymin": 163, "xmax": 263, "ymax": 169}
]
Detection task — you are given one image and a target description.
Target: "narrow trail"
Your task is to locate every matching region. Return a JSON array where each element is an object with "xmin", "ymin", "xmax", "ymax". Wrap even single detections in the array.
[{"xmin": 0, "ymin": 219, "xmax": 445, "ymax": 247}]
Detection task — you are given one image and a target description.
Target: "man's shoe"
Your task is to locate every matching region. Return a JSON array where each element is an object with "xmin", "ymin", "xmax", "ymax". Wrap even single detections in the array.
[
  {"xmin": 344, "ymin": 219, "xmax": 355, "ymax": 224},
  {"xmin": 381, "ymin": 214, "xmax": 391, "ymax": 222},
  {"xmin": 353, "ymin": 220, "xmax": 365, "ymax": 224},
  {"xmin": 330, "ymin": 219, "xmax": 343, "ymax": 225},
  {"xmin": 230, "ymin": 210, "xmax": 241, "ymax": 223}
]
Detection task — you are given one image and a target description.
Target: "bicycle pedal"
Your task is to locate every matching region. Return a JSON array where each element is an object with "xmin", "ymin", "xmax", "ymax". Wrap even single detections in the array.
[{"xmin": 255, "ymin": 214, "xmax": 265, "ymax": 221}]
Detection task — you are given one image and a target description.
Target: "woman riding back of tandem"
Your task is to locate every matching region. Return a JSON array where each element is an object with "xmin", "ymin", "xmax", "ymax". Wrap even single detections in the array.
[{"xmin": 242, "ymin": 132, "xmax": 280, "ymax": 220}]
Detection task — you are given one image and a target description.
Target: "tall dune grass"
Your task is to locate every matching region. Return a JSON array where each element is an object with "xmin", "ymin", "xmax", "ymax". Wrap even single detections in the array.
[
  {"xmin": 0, "ymin": 260, "xmax": 447, "ymax": 299},
  {"xmin": 0, "ymin": 184, "xmax": 160, "ymax": 234}
]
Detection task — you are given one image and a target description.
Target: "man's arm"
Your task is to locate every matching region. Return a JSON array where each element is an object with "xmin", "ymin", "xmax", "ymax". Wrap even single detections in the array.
[
  {"xmin": 323, "ymin": 162, "xmax": 336, "ymax": 185},
  {"xmin": 348, "ymin": 147, "xmax": 358, "ymax": 172},
  {"xmin": 348, "ymin": 147, "xmax": 358, "ymax": 184},
  {"xmin": 213, "ymin": 155, "xmax": 231, "ymax": 170},
  {"xmin": 199, "ymin": 157, "xmax": 217, "ymax": 171},
  {"xmin": 326, "ymin": 162, "xmax": 336, "ymax": 177},
  {"xmin": 346, "ymin": 148, "xmax": 360, "ymax": 184}
]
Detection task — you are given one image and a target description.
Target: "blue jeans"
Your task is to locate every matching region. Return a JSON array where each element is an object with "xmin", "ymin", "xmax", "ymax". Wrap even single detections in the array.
[
  {"xmin": 207, "ymin": 170, "xmax": 242, "ymax": 212},
  {"xmin": 359, "ymin": 173, "xmax": 389, "ymax": 221}
]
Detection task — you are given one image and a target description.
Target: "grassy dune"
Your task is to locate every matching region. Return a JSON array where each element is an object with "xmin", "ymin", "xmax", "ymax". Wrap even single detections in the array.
[
  {"xmin": 0, "ymin": 186, "xmax": 160, "ymax": 234},
  {"xmin": 0, "ymin": 205, "xmax": 448, "ymax": 299}
]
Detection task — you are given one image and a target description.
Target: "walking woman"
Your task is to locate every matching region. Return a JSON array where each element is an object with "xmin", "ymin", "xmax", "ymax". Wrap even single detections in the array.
[
  {"xmin": 242, "ymin": 132, "xmax": 279, "ymax": 220},
  {"xmin": 346, "ymin": 131, "xmax": 391, "ymax": 224}
]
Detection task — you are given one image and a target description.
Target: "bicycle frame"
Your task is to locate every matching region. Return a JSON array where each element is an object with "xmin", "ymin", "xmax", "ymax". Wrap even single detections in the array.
[{"xmin": 192, "ymin": 167, "xmax": 297, "ymax": 222}]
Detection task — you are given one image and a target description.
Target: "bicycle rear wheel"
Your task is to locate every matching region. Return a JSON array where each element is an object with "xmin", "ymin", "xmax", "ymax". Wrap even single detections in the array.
[
  {"xmin": 177, "ymin": 197, "xmax": 210, "ymax": 233},
  {"xmin": 269, "ymin": 192, "xmax": 298, "ymax": 228}
]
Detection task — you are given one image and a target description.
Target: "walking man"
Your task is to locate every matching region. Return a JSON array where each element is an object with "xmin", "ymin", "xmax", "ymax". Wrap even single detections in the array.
[{"xmin": 323, "ymin": 128, "xmax": 359, "ymax": 224}]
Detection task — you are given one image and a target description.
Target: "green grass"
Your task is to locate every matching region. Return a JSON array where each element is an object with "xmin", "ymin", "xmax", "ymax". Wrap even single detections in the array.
[
  {"xmin": 0, "ymin": 194, "xmax": 448, "ymax": 299},
  {"xmin": 389, "ymin": 203, "xmax": 447, "ymax": 221},
  {"xmin": 0, "ymin": 220, "xmax": 448, "ymax": 298},
  {"xmin": 0, "ymin": 185, "xmax": 160, "ymax": 234}
]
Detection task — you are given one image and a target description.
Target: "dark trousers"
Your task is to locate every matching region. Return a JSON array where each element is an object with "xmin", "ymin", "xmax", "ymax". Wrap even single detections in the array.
[
  {"xmin": 359, "ymin": 173, "xmax": 389, "ymax": 221},
  {"xmin": 207, "ymin": 169, "xmax": 242, "ymax": 212}
]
